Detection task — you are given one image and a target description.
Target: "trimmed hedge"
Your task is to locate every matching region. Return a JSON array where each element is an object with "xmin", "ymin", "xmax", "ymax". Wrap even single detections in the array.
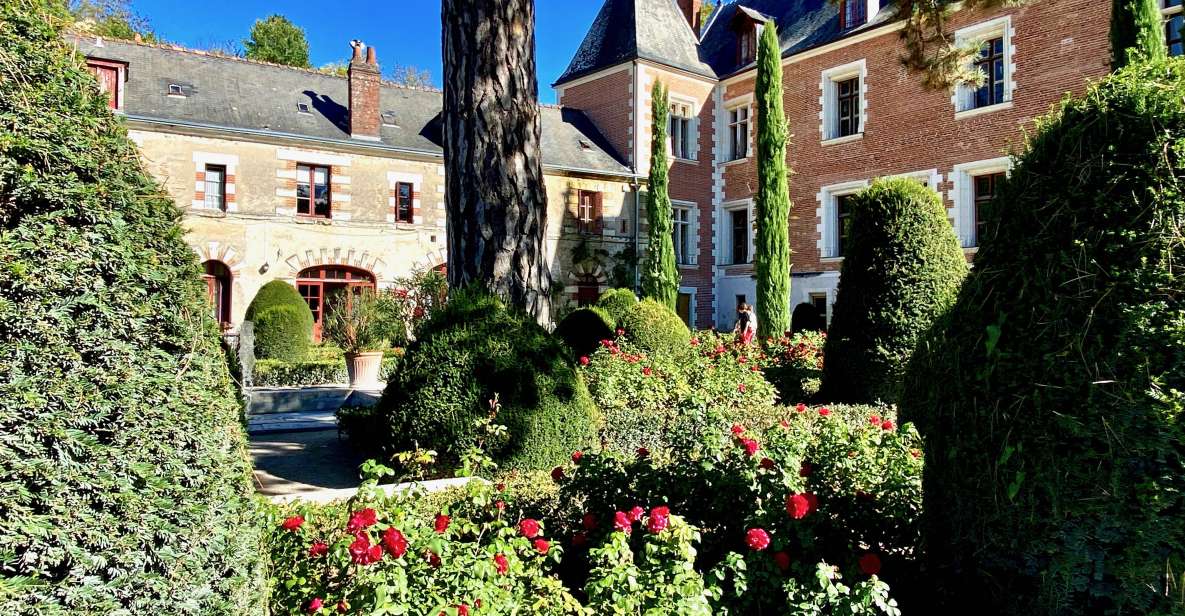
[
  {"xmin": 820, "ymin": 178, "xmax": 966, "ymax": 404},
  {"xmin": 246, "ymin": 280, "xmax": 313, "ymax": 361},
  {"xmin": 378, "ymin": 290, "xmax": 600, "ymax": 470},
  {"xmin": 901, "ymin": 60, "xmax": 1185, "ymax": 613},
  {"xmin": 594, "ymin": 288, "xmax": 637, "ymax": 325},
  {"xmin": 554, "ymin": 306, "xmax": 615, "ymax": 358},
  {"xmin": 619, "ymin": 298, "xmax": 690, "ymax": 355},
  {"xmin": 0, "ymin": 2, "xmax": 264, "ymax": 611},
  {"xmin": 253, "ymin": 357, "xmax": 399, "ymax": 388}
]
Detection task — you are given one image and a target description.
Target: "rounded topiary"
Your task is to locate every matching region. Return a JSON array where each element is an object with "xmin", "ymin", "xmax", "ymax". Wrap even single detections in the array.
[
  {"xmin": 819, "ymin": 178, "xmax": 967, "ymax": 404},
  {"xmin": 0, "ymin": 2, "xmax": 263, "ymax": 611},
  {"xmin": 900, "ymin": 60, "xmax": 1185, "ymax": 614},
  {"xmin": 790, "ymin": 302, "xmax": 825, "ymax": 333},
  {"xmin": 595, "ymin": 287, "xmax": 638, "ymax": 325},
  {"xmin": 619, "ymin": 298, "xmax": 690, "ymax": 354},
  {"xmin": 245, "ymin": 280, "xmax": 313, "ymax": 361},
  {"xmin": 554, "ymin": 306, "xmax": 615, "ymax": 359},
  {"xmin": 379, "ymin": 289, "xmax": 600, "ymax": 470}
]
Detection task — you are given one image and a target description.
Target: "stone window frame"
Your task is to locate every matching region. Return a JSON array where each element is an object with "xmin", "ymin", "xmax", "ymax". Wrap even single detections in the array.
[
  {"xmin": 816, "ymin": 179, "xmax": 869, "ymax": 260},
  {"xmin": 819, "ymin": 59, "xmax": 868, "ymax": 145},
  {"xmin": 672, "ymin": 199, "xmax": 699, "ymax": 267},
  {"xmin": 950, "ymin": 157, "xmax": 1012, "ymax": 249},
  {"xmin": 952, "ymin": 16, "xmax": 1017, "ymax": 118},
  {"xmin": 192, "ymin": 152, "xmax": 238, "ymax": 213}
]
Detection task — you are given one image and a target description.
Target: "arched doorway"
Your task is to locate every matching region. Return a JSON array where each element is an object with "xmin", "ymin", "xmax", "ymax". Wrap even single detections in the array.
[
  {"xmin": 202, "ymin": 260, "xmax": 232, "ymax": 329},
  {"xmin": 296, "ymin": 265, "xmax": 376, "ymax": 342}
]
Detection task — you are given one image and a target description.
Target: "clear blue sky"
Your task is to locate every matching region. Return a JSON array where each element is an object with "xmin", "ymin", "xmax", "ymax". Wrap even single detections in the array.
[{"xmin": 131, "ymin": 0, "xmax": 601, "ymax": 103}]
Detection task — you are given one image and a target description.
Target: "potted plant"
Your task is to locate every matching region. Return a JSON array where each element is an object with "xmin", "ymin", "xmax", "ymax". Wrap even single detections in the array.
[{"xmin": 322, "ymin": 289, "xmax": 406, "ymax": 388}]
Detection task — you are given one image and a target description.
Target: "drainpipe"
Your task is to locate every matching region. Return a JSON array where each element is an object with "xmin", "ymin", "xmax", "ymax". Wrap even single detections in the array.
[{"xmin": 632, "ymin": 179, "xmax": 641, "ymax": 293}]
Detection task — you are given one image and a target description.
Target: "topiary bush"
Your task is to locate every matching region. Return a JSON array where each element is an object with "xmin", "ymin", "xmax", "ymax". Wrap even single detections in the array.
[
  {"xmin": 378, "ymin": 289, "xmax": 600, "ymax": 471},
  {"xmin": 595, "ymin": 288, "xmax": 637, "ymax": 325},
  {"xmin": 820, "ymin": 178, "xmax": 967, "ymax": 404},
  {"xmin": 246, "ymin": 280, "xmax": 314, "ymax": 361},
  {"xmin": 619, "ymin": 298, "xmax": 690, "ymax": 355},
  {"xmin": 791, "ymin": 302, "xmax": 825, "ymax": 333},
  {"xmin": 554, "ymin": 306, "xmax": 615, "ymax": 359},
  {"xmin": 0, "ymin": 2, "xmax": 264, "ymax": 611},
  {"xmin": 900, "ymin": 59, "xmax": 1185, "ymax": 614}
]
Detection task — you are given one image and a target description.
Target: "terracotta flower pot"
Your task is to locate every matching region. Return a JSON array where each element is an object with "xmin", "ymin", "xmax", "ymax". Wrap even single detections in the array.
[{"xmin": 345, "ymin": 351, "xmax": 384, "ymax": 389}]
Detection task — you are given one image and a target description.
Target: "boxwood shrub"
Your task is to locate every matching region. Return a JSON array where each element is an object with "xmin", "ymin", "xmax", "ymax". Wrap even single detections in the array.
[
  {"xmin": 619, "ymin": 298, "xmax": 690, "ymax": 355},
  {"xmin": 594, "ymin": 287, "xmax": 637, "ymax": 324},
  {"xmin": 820, "ymin": 178, "xmax": 966, "ymax": 404},
  {"xmin": 377, "ymin": 289, "xmax": 600, "ymax": 470},
  {"xmin": 252, "ymin": 357, "xmax": 399, "ymax": 388},
  {"xmin": 246, "ymin": 280, "xmax": 314, "ymax": 361},
  {"xmin": 554, "ymin": 306, "xmax": 615, "ymax": 358},
  {"xmin": 0, "ymin": 2, "xmax": 264, "ymax": 611},
  {"xmin": 901, "ymin": 59, "xmax": 1185, "ymax": 614}
]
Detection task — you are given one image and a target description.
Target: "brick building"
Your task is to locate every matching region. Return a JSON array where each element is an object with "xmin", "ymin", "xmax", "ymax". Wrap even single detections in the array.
[{"xmin": 556, "ymin": 0, "xmax": 1136, "ymax": 329}]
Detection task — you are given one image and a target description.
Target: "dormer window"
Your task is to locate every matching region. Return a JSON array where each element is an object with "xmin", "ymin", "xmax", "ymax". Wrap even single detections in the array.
[
  {"xmin": 840, "ymin": 0, "xmax": 868, "ymax": 30},
  {"xmin": 297, "ymin": 102, "xmax": 312, "ymax": 114},
  {"xmin": 167, "ymin": 83, "xmax": 185, "ymax": 97},
  {"xmin": 85, "ymin": 58, "xmax": 126, "ymax": 110},
  {"xmin": 738, "ymin": 27, "xmax": 757, "ymax": 65},
  {"xmin": 381, "ymin": 111, "xmax": 398, "ymax": 127}
]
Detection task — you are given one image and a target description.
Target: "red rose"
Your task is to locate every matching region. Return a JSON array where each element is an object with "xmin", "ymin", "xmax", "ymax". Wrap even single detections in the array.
[
  {"xmin": 628, "ymin": 506, "xmax": 645, "ymax": 522},
  {"xmin": 571, "ymin": 450, "xmax": 583, "ymax": 463},
  {"xmin": 519, "ymin": 518, "xmax": 541, "ymax": 539},
  {"xmin": 579, "ymin": 356, "xmax": 590, "ymax": 366},
  {"xmin": 738, "ymin": 356, "xmax": 748, "ymax": 364},
  {"xmin": 859, "ymin": 552, "xmax": 882, "ymax": 576},
  {"xmin": 434, "ymin": 514, "xmax": 450, "ymax": 534},
  {"xmin": 533, "ymin": 538, "xmax": 550, "ymax": 554},
  {"xmin": 730, "ymin": 424, "xmax": 745, "ymax": 436},
  {"xmin": 642, "ymin": 366, "xmax": 653, "ymax": 376},
  {"xmin": 457, "ymin": 605, "xmax": 470, "ymax": 616},
  {"xmin": 795, "ymin": 403, "xmax": 807, "ymax": 413},
  {"xmin": 714, "ymin": 345, "xmax": 726, "ymax": 354},
  {"xmin": 780, "ymin": 419, "xmax": 791, "ymax": 428},
  {"xmin": 551, "ymin": 466, "xmax": 565, "ymax": 482},
  {"xmin": 804, "ymin": 493, "xmax": 819, "ymax": 514},
  {"xmin": 494, "ymin": 553, "xmax": 509, "ymax": 575},
  {"xmin": 911, "ymin": 449, "xmax": 922, "ymax": 459},
  {"xmin": 646, "ymin": 506, "xmax": 671, "ymax": 534},
  {"xmin": 759, "ymin": 457, "xmax": 776, "ymax": 470},
  {"xmin": 600, "ymin": 339, "xmax": 614, "ymax": 347},
  {"xmin": 308, "ymin": 541, "xmax": 329, "ymax": 558},
  {"xmin": 582, "ymin": 513, "xmax": 598, "ymax": 530},
  {"xmin": 616, "ymin": 328, "xmax": 625, "ymax": 337},
  {"xmin": 282, "ymin": 515, "xmax": 305, "ymax": 532},
  {"xmin": 787, "ymin": 493, "xmax": 811, "ymax": 519},
  {"xmin": 336, "ymin": 600, "xmax": 348, "ymax": 613},
  {"xmin": 818, "ymin": 407, "xmax": 831, "ymax": 417},
  {"xmin": 349, "ymin": 533, "xmax": 381, "ymax": 565},
  {"xmin": 496, "ymin": 482, "xmax": 506, "ymax": 491},
  {"xmin": 346, "ymin": 508, "xmax": 377, "ymax": 533},
  {"xmin": 427, "ymin": 550, "xmax": 441, "ymax": 568},
  {"xmin": 495, "ymin": 500, "xmax": 506, "ymax": 511},
  {"xmin": 751, "ymin": 365, "xmax": 761, "ymax": 372},
  {"xmin": 690, "ymin": 337, "xmax": 700, "ymax": 346},
  {"xmin": 636, "ymin": 447, "xmax": 649, "ymax": 458},
  {"xmin": 308, "ymin": 597, "xmax": 324, "ymax": 613},
  {"xmin": 869, "ymin": 415, "xmax": 881, "ymax": 426},
  {"xmin": 773, "ymin": 551, "xmax": 791, "ymax": 571},
  {"xmin": 382, "ymin": 527, "xmax": 408, "ymax": 558},
  {"xmin": 738, "ymin": 383, "xmax": 747, "ymax": 393},
  {"xmin": 881, "ymin": 420, "xmax": 895, "ymax": 431},
  {"xmin": 799, "ymin": 462, "xmax": 812, "ymax": 477},
  {"xmin": 740, "ymin": 438, "xmax": 759, "ymax": 457},
  {"xmin": 745, "ymin": 528, "xmax": 770, "ymax": 551},
  {"xmin": 572, "ymin": 531, "xmax": 588, "ymax": 547},
  {"xmin": 613, "ymin": 511, "xmax": 633, "ymax": 534}
]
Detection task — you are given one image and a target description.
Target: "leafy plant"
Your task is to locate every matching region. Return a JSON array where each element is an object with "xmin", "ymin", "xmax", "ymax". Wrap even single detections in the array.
[
  {"xmin": 243, "ymin": 14, "xmax": 310, "ymax": 68},
  {"xmin": 246, "ymin": 280, "xmax": 315, "ymax": 361},
  {"xmin": 322, "ymin": 289, "xmax": 406, "ymax": 354}
]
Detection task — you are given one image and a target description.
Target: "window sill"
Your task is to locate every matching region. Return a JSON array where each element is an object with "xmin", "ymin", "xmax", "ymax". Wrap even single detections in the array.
[
  {"xmin": 722, "ymin": 157, "xmax": 751, "ymax": 168},
  {"xmin": 963, "ymin": 246, "xmax": 979, "ymax": 254},
  {"xmin": 820, "ymin": 256, "xmax": 844, "ymax": 263},
  {"xmin": 678, "ymin": 263, "xmax": 699, "ymax": 270},
  {"xmin": 820, "ymin": 133, "xmax": 863, "ymax": 147},
  {"xmin": 955, "ymin": 100, "xmax": 1013, "ymax": 120},
  {"xmin": 673, "ymin": 157, "xmax": 699, "ymax": 165}
]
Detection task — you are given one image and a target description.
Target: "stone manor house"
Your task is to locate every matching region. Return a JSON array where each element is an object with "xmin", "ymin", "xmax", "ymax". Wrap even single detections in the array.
[{"xmin": 76, "ymin": 0, "xmax": 1176, "ymax": 333}]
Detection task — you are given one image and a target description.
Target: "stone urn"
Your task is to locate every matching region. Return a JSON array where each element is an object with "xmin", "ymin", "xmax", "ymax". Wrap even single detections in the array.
[{"xmin": 345, "ymin": 351, "xmax": 384, "ymax": 389}]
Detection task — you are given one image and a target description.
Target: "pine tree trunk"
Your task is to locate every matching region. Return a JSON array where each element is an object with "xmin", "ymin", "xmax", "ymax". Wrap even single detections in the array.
[
  {"xmin": 755, "ymin": 22, "xmax": 792, "ymax": 339},
  {"xmin": 441, "ymin": 0, "xmax": 553, "ymax": 323},
  {"xmin": 641, "ymin": 81, "xmax": 679, "ymax": 310}
]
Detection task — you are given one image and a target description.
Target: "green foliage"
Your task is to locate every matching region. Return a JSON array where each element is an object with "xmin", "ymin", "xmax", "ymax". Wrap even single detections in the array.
[
  {"xmin": 0, "ymin": 1, "xmax": 263, "ymax": 611},
  {"xmin": 243, "ymin": 14, "xmax": 310, "ymax": 68},
  {"xmin": 821, "ymin": 178, "xmax": 967, "ymax": 404},
  {"xmin": 594, "ymin": 287, "xmax": 637, "ymax": 324},
  {"xmin": 900, "ymin": 59, "xmax": 1185, "ymax": 613},
  {"xmin": 891, "ymin": 0, "xmax": 1029, "ymax": 90},
  {"xmin": 1111, "ymin": 0, "xmax": 1167, "ymax": 69},
  {"xmin": 619, "ymin": 298, "xmax": 689, "ymax": 354},
  {"xmin": 246, "ymin": 280, "xmax": 314, "ymax": 361},
  {"xmin": 68, "ymin": 0, "xmax": 157, "ymax": 42},
  {"xmin": 760, "ymin": 330, "xmax": 825, "ymax": 404},
  {"xmin": 253, "ymin": 356, "xmax": 399, "ymax": 388},
  {"xmin": 581, "ymin": 332, "xmax": 778, "ymax": 456},
  {"xmin": 584, "ymin": 516, "xmax": 715, "ymax": 614},
  {"xmin": 554, "ymin": 306, "xmax": 615, "ymax": 359},
  {"xmin": 641, "ymin": 81, "xmax": 679, "ymax": 310},
  {"xmin": 754, "ymin": 21, "xmax": 792, "ymax": 339},
  {"xmin": 322, "ymin": 289, "xmax": 407, "ymax": 354},
  {"xmin": 378, "ymin": 289, "xmax": 599, "ymax": 471}
]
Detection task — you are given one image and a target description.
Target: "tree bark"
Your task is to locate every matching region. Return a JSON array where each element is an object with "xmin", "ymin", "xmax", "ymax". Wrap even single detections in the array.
[{"xmin": 441, "ymin": 0, "xmax": 553, "ymax": 324}]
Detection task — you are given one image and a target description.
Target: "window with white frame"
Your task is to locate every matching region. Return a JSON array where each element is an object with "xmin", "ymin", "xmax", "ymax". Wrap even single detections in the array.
[
  {"xmin": 817, "ymin": 181, "xmax": 868, "ymax": 259},
  {"xmin": 951, "ymin": 157, "xmax": 1011, "ymax": 248},
  {"xmin": 670, "ymin": 101, "xmax": 695, "ymax": 160},
  {"xmin": 727, "ymin": 104, "xmax": 750, "ymax": 161},
  {"xmin": 953, "ymin": 17, "xmax": 1014, "ymax": 114},
  {"xmin": 1165, "ymin": 0, "xmax": 1183, "ymax": 56},
  {"xmin": 820, "ymin": 60, "xmax": 866, "ymax": 142},
  {"xmin": 725, "ymin": 204, "xmax": 752, "ymax": 264},
  {"xmin": 204, "ymin": 165, "xmax": 227, "ymax": 211},
  {"xmin": 673, "ymin": 204, "xmax": 693, "ymax": 265}
]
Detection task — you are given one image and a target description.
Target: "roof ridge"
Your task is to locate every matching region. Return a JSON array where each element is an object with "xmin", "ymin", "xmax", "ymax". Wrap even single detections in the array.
[{"xmin": 66, "ymin": 31, "xmax": 444, "ymax": 94}]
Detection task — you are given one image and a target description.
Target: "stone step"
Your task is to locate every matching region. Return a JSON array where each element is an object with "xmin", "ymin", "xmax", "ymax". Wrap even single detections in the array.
[{"xmin": 247, "ymin": 385, "xmax": 383, "ymax": 415}]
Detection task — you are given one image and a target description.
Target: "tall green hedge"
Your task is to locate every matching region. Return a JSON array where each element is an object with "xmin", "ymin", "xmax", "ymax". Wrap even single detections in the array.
[
  {"xmin": 245, "ymin": 280, "xmax": 313, "ymax": 361},
  {"xmin": 820, "ymin": 178, "xmax": 966, "ymax": 404},
  {"xmin": 754, "ymin": 20, "xmax": 792, "ymax": 339},
  {"xmin": 0, "ymin": 2, "xmax": 264, "ymax": 612},
  {"xmin": 641, "ymin": 81, "xmax": 679, "ymax": 310},
  {"xmin": 378, "ymin": 289, "xmax": 600, "ymax": 470},
  {"xmin": 900, "ymin": 60, "xmax": 1185, "ymax": 613}
]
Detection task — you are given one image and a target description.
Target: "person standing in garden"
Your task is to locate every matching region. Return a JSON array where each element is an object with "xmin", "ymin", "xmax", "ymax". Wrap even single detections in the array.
[{"xmin": 735, "ymin": 303, "xmax": 757, "ymax": 345}]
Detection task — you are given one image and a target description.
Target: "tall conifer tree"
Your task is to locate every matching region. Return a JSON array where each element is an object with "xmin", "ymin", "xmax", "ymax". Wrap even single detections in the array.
[
  {"xmin": 1110, "ymin": 0, "xmax": 1167, "ymax": 70},
  {"xmin": 754, "ymin": 22, "xmax": 792, "ymax": 338},
  {"xmin": 641, "ymin": 81, "xmax": 678, "ymax": 310}
]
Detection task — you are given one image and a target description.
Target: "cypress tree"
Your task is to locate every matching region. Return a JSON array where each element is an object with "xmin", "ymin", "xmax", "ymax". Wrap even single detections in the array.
[
  {"xmin": 641, "ymin": 81, "xmax": 679, "ymax": 310},
  {"xmin": 1111, "ymin": 0, "xmax": 1167, "ymax": 70},
  {"xmin": 754, "ymin": 21, "xmax": 792, "ymax": 339}
]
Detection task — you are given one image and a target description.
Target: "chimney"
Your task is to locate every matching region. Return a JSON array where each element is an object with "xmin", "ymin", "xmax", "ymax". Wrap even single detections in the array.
[
  {"xmin": 677, "ymin": 0, "xmax": 702, "ymax": 34},
  {"xmin": 348, "ymin": 40, "xmax": 381, "ymax": 141}
]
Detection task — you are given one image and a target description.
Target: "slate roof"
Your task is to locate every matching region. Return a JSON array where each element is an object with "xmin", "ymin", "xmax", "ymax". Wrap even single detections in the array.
[
  {"xmin": 555, "ymin": 0, "xmax": 716, "ymax": 85},
  {"xmin": 72, "ymin": 37, "xmax": 633, "ymax": 177}
]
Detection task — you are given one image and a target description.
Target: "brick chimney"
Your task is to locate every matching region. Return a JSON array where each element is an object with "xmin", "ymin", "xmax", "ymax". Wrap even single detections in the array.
[
  {"xmin": 348, "ymin": 40, "xmax": 381, "ymax": 141},
  {"xmin": 677, "ymin": 0, "xmax": 702, "ymax": 34}
]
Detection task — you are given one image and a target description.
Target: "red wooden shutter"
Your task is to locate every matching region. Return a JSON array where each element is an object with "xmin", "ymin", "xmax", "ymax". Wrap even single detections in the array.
[
  {"xmin": 90, "ymin": 65, "xmax": 119, "ymax": 109},
  {"xmin": 593, "ymin": 192, "xmax": 604, "ymax": 234}
]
